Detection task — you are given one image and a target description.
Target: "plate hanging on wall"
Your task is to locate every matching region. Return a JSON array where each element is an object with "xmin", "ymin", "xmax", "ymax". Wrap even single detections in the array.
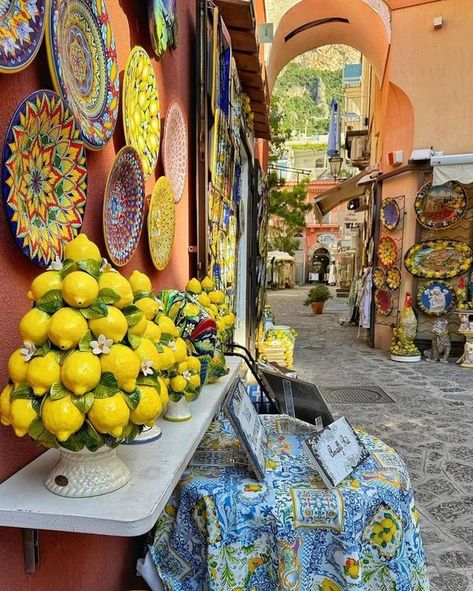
[
  {"xmin": 163, "ymin": 101, "xmax": 188, "ymax": 203},
  {"xmin": 386, "ymin": 266, "xmax": 401, "ymax": 290},
  {"xmin": 378, "ymin": 236, "xmax": 398, "ymax": 268},
  {"xmin": 404, "ymin": 239, "xmax": 473, "ymax": 279},
  {"xmin": 417, "ymin": 280, "xmax": 455, "ymax": 316},
  {"xmin": 103, "ymin": 146, "xmax": 145, "ymax": 267},
  {"xmin": 415, "ymin": 181, "xmax": 467, "ymax": 230},
  {"xmin": 373, "ymin": 267, "xmax": 386, "ymax": 289},
  {"xmin": 380, "ymin": 198, "xmax": 400, "ymax": 231},
  {"xmin": 0, "ymin": 0, "xmax": 46, "ymax": 73},
  {"xmin": 148, "ymin": 176, "xmax": 175, "ymax": 270},
  {"xmin": 123, "ymin": 46, "xmax": 160, "ymax": 179},
  {"xmin": 46, "ymin": 0, "xmax": 120, "ymax": 150},
  {"xmin": 375, "ymin": 288, "xmax": 393, "ymax": 316},
  {"xmin": 1, "ymin": 90, "xmax": 87, "ymax": 266},
  {"xmin": 148, "ymin": 0, "xmax": 177, "ymax": 58}
]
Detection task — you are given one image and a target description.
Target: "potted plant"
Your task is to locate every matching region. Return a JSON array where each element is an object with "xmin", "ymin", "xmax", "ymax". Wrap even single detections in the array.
[{"xmin": 304, "ymin": 284, "xmax": 332, "ymax": 315}]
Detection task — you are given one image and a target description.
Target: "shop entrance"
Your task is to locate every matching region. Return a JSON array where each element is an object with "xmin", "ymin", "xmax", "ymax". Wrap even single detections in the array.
[{"xmin": 310, "ymin": 247, "xmax": 330, "ymax": 283}]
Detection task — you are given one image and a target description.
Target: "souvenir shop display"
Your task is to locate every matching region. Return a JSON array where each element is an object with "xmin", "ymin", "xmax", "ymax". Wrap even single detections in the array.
[
  {"xmin": 148, "ymin": 177, "xmax": 176, "ymax": 271},
  {"xmin": 210, "ymin": 8, "xmax": 231, "ymax": 116},
  {"xmin": 1, "ymin": 90, "xmax": 87, "ymax": 266},
  {"xmin": 0, "ymin": 0, "xmax": 46, "ymax": 73},
  {"xmin": 123, "ymin": 46, "xmax": 160, "ymax": 178},
  {"xmin": 457, "ymin": 310, "xmax": 473, "ymax": 368},
  {"xmin": 257, "ymin": 326, "xmax": 296, "ymax": 369},
  {"xmin": 385, "ymin": 266, "xmax": 401, "ymax": 290},
  {"xmin": 374, "ymin": 288, "xmax": 393, "ymax": 316},
  {"xmin": 415, "ymin": 181, "xmax": 467, "ymax": 230},
  {"xmin": 211, "ymin": 109, "xmax": 234, "ymax": 199},
  {"xmin": 455, "ymin": 277, "xmax": 468, "ymax": 310},
  {"xmin": 163, "ymin": 101, "xmax": 188, "ymax": 203},
  {"xmin": 404, "ymin": 239, "xmax": 473, "ymax": 279},
  {"xmin": 417, "ymin": 281, "xmax": 455, "ymax": 315},
  {"xmin": 46, "ymin": 0, "xmax": 119, "ymax": 150},
  {"xmin": 380, "ymin": 198, "xmax": 400, "ymax": 231},
  {"xmin": 148, "ymin": 0, "xmax": 177, "ymax": 58},
  {"xmin": 103, "ymin": 146, "xmax": 145, "ymax": 267},
  {"xmin": 424, "ymin": 318, "xmax": 451, "ymax": 363},
  {"xmin": 377, "ymin": 236, "xmax": 397, "ymax": 268}
]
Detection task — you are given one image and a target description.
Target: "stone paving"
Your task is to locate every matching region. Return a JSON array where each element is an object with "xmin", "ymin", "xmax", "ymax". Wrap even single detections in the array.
[{"xmin": 268, "ymin": 286, "xmax": 473, "ymax": 591}]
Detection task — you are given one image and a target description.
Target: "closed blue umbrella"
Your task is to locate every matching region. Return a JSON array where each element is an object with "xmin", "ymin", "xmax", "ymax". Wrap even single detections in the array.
[{"xmin": 327, "ymin": 98, "xmax": 340, "ymax": 157}]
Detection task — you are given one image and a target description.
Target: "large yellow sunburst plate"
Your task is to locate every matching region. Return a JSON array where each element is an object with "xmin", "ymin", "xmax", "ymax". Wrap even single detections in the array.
[
  {"xmin": 148, "ymin": 176, "xmax": 175, "ymax": 270},
  {"xmin": 123, "ymin": 46, "xmax": 160, "ymax": 179}
]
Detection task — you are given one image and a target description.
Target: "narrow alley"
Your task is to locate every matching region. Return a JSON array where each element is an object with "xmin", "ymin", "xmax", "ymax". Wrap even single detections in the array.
[{"xmin": 268, "ymin": 287, "xmax": 473, "ymax": 591}]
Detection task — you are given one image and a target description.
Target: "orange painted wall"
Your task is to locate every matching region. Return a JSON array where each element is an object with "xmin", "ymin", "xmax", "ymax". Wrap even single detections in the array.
[{"xmin": 0, "ymin": 1, "xmax": 196, "ymax": 589}]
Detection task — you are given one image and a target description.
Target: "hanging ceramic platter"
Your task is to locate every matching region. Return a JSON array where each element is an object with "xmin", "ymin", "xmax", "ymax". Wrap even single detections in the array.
[
  {"xmin": 404, "ymin": 239, "xmax": 473, "ymax": 279},
  {"xmin": 378, "ymin": 236, "xmax": 397, "ymax": 268},
  {"xmin": 148, "ymin": 176, "xmax": 175, "ymax": 270},
  {"xmin": 103, "ymin": 146, "xmax": 145, "ymax": 267},
  {"xmin": 373, "ymin": 267, "xmax": 386, "ymax": 289},
  {"xmin": 375, "ymin": 288, "xmax": 393, "ymax": 316},
  {"xmin": 148, "ymin": 0, "xmax": 177, "ymax": 58},
  {"xmin": 386, "ymin": 266, "xmax": 401, "ymax": 290},
  {"xmin": 123, "ymin": 46, "xmax": 160, "ymax": 179},
  {"xmin": 417, "ymin": 280, "xmax": 454, "ymax": 316},
  {"xmin": 163, "ymin": 101, "xmax": 187, "ymax": 203},
  {"xmin": 46, "ymin": 0, "xmax": 119, "ymax": 150},
  {"xmin": 1, "ymin": 90, "xmax": 87, "ymax": 266},
  {"xmin": 380, "ymin": 198, "xmax": 400, "ymax": 231},
  {"xmin": 415, "ymin": 181, "xmax": 467, "ymax": 229},
  {"xmin": 0, "ymin": 0, "xmax": 46, "ymax": 73}
]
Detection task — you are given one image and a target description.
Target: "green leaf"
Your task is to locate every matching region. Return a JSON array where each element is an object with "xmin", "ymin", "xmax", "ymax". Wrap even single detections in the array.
[
  {"xmin": 104, "ymin": 434, "xmax": 120, "ymax": 448},
  {"xmin": 121, "ymin": 422, "xmax": 143, "ymax": 443},
  {"xmin": 156, "ymin": 343, "xmax": 164, "ymax": 352},
  {"xmin": 123, "ymin": 388, "xmax": 141, "ymax": 410},
  {"xmin": 28, "ymin": 418, "xmax": 58, "ymax": 448},
  {"xmin": 160, "ymin": 332, "xmax": 174, "ymax": 342},
  {"xmin": 93, "ymin": 372, "xmax": 119, "ymax": 398},
  {"xmin": 169, "ymin": 391, "xmax": 182, "ymax": 403},
  {"xmin": 84, "ymin": 419, "xmax": 103, "ymax": 443},
  {"xmin": 31, "ymin": 397, "xmax": 42, "ymax": 414},
  {"xmin": 35, "ymin": 290, "xmax": 64, "ymax": 314},
  {"xmin": 122, "ymin": 305, "xmax": 145, "ymax": 327},
  {"xmin": 60, "ymin": 259, "xmax": 76, "ymax": 278},
  {"xmin": 10, "ymin": 382, "xmax": 34, "ymax": 400},
  {"xmin": 79, "ymin": 330, "xmax": 94, "ymax": 352},
  {"xmin": 184, "ymin": 388, "xmax": 199, "ymax": 402},
  {"xmin": 71, "ymin": 392, "xmax": 94, "ymax": 413},
  {"xmin": 133, "ymin": 290, "xmax": 151, "ymax": 301},
  {"xmin": 127, "ymin": 332, "xmax": 142, "ymax": 350},
  {"xmin": 80, "ymin": 302, "xmax": 109, "ymax": 319},
  {"xmin": 59, "ymin": 432, "xmax": 85, "ymax": 452},
  {"xmin": 32, "ymin": 340, "xmax": 52, "ymax": 358},
  {"xmin": 76, "ymin": 258, "xmax": 101, "ymax": 279},
  {"xmin": 136, "ymin": 370, "xmax": 159, "ymax": 387},
  {"xmin": 50, "ymin": 383, "xmax": 70, "ymax": 400},
  {"xmin": 97, "ymin": 288, "xmax": 120, "ymax": 305}
]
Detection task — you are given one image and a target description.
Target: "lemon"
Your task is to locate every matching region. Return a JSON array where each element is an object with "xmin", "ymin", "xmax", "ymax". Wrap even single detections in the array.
[
  {"xmin": 62, "ymin": 271, "xmax": 99, "ymax": 308},
  {"xmin": 128, "ymin": 270, "xmax": 152, "ymax": 294},
  {"xmin": 8, "ymin": 349, "xmax": 29, "ymax": 383},
  {"xmin": 26, "ymin": 351, "xmax": 61, "ymax": 396},
  {"xmin": 186, "ymin": 278, "xmax": 202, "ymax": 294},
  {"xmin": 197, "ymin": 292, "xmax": 211, "ymax": 307},
  {"xmin": 48, "ymin": 307, "xmax": 88, "ymax": 350},
  {"xmin": 155, "ymin": 345, "xmax": 176, "ymax": 371},
  {"xmin": 201, "ymin": 277, "xmax": 214, "ymax": 292},
  {"xmin": 186, "ymin": 356, "xmax": 201, "ymax": 373},
  {"xmin": 42, "ymin": 395, "xmax": 85, "ymax": 442},
  {"xmin": 100, "ymin": 344, "xmax": 140, "ymax": 392},
  {"xmin": 89, "ymin": 306, "xmax": 128, "ymax": 342},
  {"xmin": 134, "ymin": 338, "xmax": 160, "ymax": 369},
  {"xmin": 135, "ymin": 297, "xmax": 159, "ymax": 320},
  {"xmin": 168, "ymin": 337, "xmax": 187, "ymax": 363},
  {"xmin": 143, "ymin": 320, "xmax": 161, "ymax": 343},
  {"xmin": 19, "ymin": 308, "xmax": 51, "ymax": 345},
  {"xmin": 98, "ymin": 273, "xmax": 133, "ymax": 309},
  {"xmin": 130, "ymin": 385, "xmax": 162, "ymax": 426},
  {"xmin": 0, "ymin": 384, "xmax": 13, "ymax": 426},
  {"xmin": 27, "ymin": 271, "xmax": 62, "ymax": 301},
  {"xmin": 183, "ymin": 302, "xmax": 200, "ymax": 317},
  {"xmin": 209, "ymin": 290, "xmax": 225, "ymax": 304},
  {"xmin": 222, "ymin": 314, "xmax": 235, "ymax": 328},
  {"xmin": 88, "ymin": 393, "xmax": 130, "ymax": 437},
  {"xmin": 205, "ymin": 306, "xmax": 215, "ymax": 319},
  {"xmin": 209, "ymin": 304, "xmax": 218, "ymax": 316},
  {"xmin": 170, "ymin": 376, "xmax": 187, "ymax": 393},
  {"xmin": 157, "ymin": 315, "xmax": 179, "ymax": 338},
  {"xmin": 158, "ymin": 377, "xmax": 169, "ymax": 406},
  {"xmin": 10, "ymin": 398, "xmax": 37, "ymax": 437},
  {"xmin": 64, "ymin": 234, "xmax": 101, "ymax": 262},
  {"xmin": 188, "ymin": 375, "xmax": 201, "ymax": 390},
  {"xmin": 61, "ymin": 351, "xmax": 101, "ymax": 396},
  {"xmin": 128, "ymin": 312, "xmax": 147, "ymax": 336},
  {"xmin": 178, "ymin": 361, "xmax": 188, "ymax": 373}
]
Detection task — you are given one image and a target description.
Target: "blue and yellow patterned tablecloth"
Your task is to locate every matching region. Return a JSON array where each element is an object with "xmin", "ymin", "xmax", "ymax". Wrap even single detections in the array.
[{"xmin": 151, "ymin": 416, "xmax": 429, "ymax": 591}]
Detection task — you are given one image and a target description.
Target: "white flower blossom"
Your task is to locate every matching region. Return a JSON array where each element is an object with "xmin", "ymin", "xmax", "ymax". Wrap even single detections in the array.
[
  {"xmin": 167, "ymin": 339, "xmax": 176, "ymax": 351},
  {"xmin": 90, "ymin": 334, "xmax": 113, "ymax": 355},
  {"xmin": 47, "ymin": 257, "xmax": 63, "ymax": 271},
  {"xmin": 182, "ymin": 370, "xmax": 193, "ymax": 381},
  {"xmin": 20, "ymin": 342, "xmax": 36, "ymax": 362},
  {"xmin": 100, "ymin": 258, "xmax": 117, "ymax": 273},
  {"xmin": 141, "ymin": 359, "xmax": 154, "ymax": 376}
]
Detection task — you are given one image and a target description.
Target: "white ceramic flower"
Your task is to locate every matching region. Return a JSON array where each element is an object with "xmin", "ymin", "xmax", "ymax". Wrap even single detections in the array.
[
  {"xmin": 20, "ymin": 342, "xmax": 36, "ymax": 362},
  {"xmin": 182, "ymin": 370, "xmax": 192, "ymax": 381},
  {"xmin": 100, "ymin": 258, "xmax": 117, "ymax": 273},
  {"xmin": 47, "ymin": 257, "xmax": 63, "ymax": 271},
  {"xmin": 90, "ymin": 334, "xmax": 113, "ymax": 355},
  {"xmin": 141, "ymin": 360, "xmax": 154, "ymax": 376},
  {"xmin": 167, "ymin": 340, "xmax": 176, "ymax": 351}
]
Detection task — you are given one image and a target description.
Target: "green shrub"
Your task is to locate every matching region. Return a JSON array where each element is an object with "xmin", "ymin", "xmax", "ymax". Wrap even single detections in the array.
[{"xmin": 303, "ymin": 284, "xmax": 332, "ymax": 305}]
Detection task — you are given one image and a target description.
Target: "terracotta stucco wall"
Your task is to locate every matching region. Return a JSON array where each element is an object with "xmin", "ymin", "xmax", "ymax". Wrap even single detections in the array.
[{"xmin": 0, "ymin": 1, "xmax": 196, "ymax": 589}]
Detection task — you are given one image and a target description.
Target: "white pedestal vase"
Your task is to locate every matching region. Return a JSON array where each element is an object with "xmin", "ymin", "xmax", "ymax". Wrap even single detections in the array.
[
  {"xmin": 163, "ymin": 397, "xmax": 192, "ymax": 422},
  {"xmin": 45, "ymin": 446, "xmax": 130, "ymax": 497}
]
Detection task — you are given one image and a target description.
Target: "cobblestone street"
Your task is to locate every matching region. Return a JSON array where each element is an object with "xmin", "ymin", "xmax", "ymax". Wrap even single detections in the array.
[{"xmin": 268, "ymin": 287, "xmax": 473, "ymax": 591}]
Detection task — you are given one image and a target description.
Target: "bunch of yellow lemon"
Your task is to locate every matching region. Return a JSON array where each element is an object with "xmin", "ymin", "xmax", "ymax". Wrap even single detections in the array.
[
  {"xmin": 168, "ymin": 356, "xmax": 201, "ymax": 403},
  {"xmin": 0, "ymin": 234, "xmax": 185, "ymax": 451}
]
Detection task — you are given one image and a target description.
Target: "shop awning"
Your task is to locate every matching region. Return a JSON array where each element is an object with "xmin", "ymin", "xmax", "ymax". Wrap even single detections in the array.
[
  {"xmin": 313, "ymin": 171, "xmax": 369, "ymax": 220},
  {"xmin": 213, "ymin": 0, "xmax": 270, "ymax": 139}
]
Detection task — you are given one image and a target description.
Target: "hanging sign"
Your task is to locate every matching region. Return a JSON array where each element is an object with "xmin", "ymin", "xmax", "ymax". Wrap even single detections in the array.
[{"xmin": 317, "ymin": 233, "xmax": 337, "ymax": 245}]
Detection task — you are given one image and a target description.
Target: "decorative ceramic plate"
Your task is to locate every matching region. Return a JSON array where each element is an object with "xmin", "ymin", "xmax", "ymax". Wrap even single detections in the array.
[
  {"xmin": 373, "ymin": 267, "xmax": 386, "ymax": 289},
  {"xmin": 148, "ymin": 0, "xmax": 177, "ymax": 58},
  {"xmin": 415, "ymin": 181, "xmax": 467, "ymax": 229},
  {"xmin": 148, "ymin": 176, "xmax": 175, "ymax": 270},
  {"xmin": 123, "ymin": 46, "xmax": 160, "ymax": 179},
  {"xmin": 375, "ymin": 288, "xmax": 393, "ymax": 316},
  {"xmin": 103, "ymin": 146, "xmax": 145, "ymax": 267},
  {"xmin": 163, "ymin": 101, "xmax": 187, "ymax": 203},
  {"xmin": 417, "ymin": 280, "xmax": 454, "ymax": 315},
  {"xmin": 0, "ymin": 0, "xmax": 46, "ymax": 73},
  {"xmin": 380, "ymin": 198, "xmax": 400, "ymax": 231},
  {"xmin": 1, "ymin": 90, "xmax": 87, "ymax": 266},
  {"xmin": 386, "ymin": 266, "xmax": 401, "ymax": 290},
  {"xmin": 46, "ymin": 0, "xmax": 119, "ymax": 150},
  {"xmin": 404, "ymin": 239, "xmax": 473, "ymax": 279},
  {"xmin": 378, "ymin": 236, "xmax": 398, "ymax": 268}
]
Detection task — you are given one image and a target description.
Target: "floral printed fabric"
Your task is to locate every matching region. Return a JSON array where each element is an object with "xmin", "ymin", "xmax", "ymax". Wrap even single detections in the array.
[{"xmin": 151, "ymin": 416, "xmax": 429, "ymax": 591}]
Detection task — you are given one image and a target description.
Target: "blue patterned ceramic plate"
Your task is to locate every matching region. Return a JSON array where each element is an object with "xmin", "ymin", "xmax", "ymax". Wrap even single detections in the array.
[{"xmin": 417, "ymin": 280, "xmax": 454, "ymax": 315}]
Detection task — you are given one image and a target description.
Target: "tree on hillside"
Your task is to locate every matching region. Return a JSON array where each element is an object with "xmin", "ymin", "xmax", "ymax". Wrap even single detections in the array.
[{"xmin": 267, "ymin": 176, "xmax": 312, "ymax": 255}]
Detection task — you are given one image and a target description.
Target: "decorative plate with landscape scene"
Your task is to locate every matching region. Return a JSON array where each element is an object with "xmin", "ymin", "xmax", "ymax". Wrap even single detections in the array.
[
  {"xmin": 417, "ymin": 280, "xmax": 455, "ymax": 316},
  {"xmin": 404, "ymin": 239, "xmax": 473, "ymax": 279},
  {"xmin": 415, "ymin": 181, "xmax": 467, "ymax": 229}
]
